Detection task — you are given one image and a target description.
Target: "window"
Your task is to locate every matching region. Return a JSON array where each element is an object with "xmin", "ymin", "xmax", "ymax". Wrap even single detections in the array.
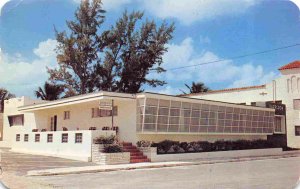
[
  {"xmin": 16, "ymin": 134, "xmax": 20, "ymax": 142},
  {"xmin": 92, "ymin": 106, "xmax": 118, "ymax": 118},
  {"xmin": 295, "ymin": 126, "xmax": 300, "ymax": 136},
  {"xmin": 294, "ymin": 99, "xmax": 300, "ymax": 110},
  {"xmin": 274, "ymin": 116, "xmax": 284, "ymax": 133},
  {"xmin": 8, "ymin": 115, "xmax": 24, "ymax": 126},
  {"xmin": 47, "ymin": 134, "xmax": 53, "ymax": 143},
  {"xmin": 62, "ymin": 133, "xmax": 68, "ymax": 143},
  {"xmin": 64, "ymin": 111, "xmax": 70, "ymax": 120},
  {"xmin": 35, "ymin": 134, "xmax": 40, "ymax": 142},
  {"xmin": 24, "ymin": 134, "xmax": 28, "ymax": 142},
  {"xmin": 75, "ymin": 133, "xmax": 82, "ymax": 143}
]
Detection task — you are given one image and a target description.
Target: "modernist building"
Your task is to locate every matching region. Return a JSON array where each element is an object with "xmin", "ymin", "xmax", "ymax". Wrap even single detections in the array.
[
  {"xmin": 184, "ymin": 60, "xmax": 300, "ymax": 149},
  {"xmin": 2, "ymin": 91, "xmax": 275, "ymax": 161}
]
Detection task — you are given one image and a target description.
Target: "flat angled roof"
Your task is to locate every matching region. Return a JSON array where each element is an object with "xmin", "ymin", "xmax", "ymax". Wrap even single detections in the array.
[
  {"xmin": 180, "ymin": 84, "xmax": 266, "ymax": 97},
  {"xmin": 19, "ymin": 91, "xmax": 136, "ymax": 111}
]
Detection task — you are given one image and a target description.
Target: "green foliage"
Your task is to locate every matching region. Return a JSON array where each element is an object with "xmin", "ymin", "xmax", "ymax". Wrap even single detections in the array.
[
  {"xmin": 35, "ymin": 82, "xmax": 65, "ymax": 101},
  {"xmin": 48, "ymin": 0, "xmax": 105, "ymax": 95},
  {"xmin": 48, "ymin": 0, "xmax": 175, "ymax": 95},
  {"xmin": 103, "ymin": 144, "xmax": 122, "ymax": 153},
  {"xmin": 136, "ymin": 140, "xmax": 152, "ymax": 148},
  {"xmin": 94, "ymin": 135, "xmax": 115, "ymax": 144},
  {"xmin": 93, "ymin": 11, "xmax": 175, "ymax": 93},
  {"xmin": 152, "ymin": 139, "xmax": 281, "ymax": 154},
  {"xmin": 0, "ymin": 88, "xmax": 15, "ymax": 113},
  {"xmin": 182, "ymin": 82, "xmax": 210, "ymax": 94}
]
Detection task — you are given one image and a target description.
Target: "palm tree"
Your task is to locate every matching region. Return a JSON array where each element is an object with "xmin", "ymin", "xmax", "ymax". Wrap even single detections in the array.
[
  {"xmin": 35, "ymin": 82, "xmax": 65, "ymax": 101},
  {"xmin": 181, "ymin": 82, "xmax": 210, "ymax": 94},
  {"xmin": 0, "ymin": 88, "xmax": 15, "ymax": 113}
]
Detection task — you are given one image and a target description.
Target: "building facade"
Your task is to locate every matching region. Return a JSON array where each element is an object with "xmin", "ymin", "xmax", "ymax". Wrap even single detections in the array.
[
  {"xmin": 1, "ymin": 91, "xmax": 276, "ymax": 161},
  {"xmin": 185, "ymin": 60, "xmax": 300, "ymax": 148}
]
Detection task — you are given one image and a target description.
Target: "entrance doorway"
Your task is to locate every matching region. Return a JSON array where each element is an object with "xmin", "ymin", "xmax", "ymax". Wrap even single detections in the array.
[{"xmin": 51, "ymin": 115, "xmax": 57, "ymax": 131}]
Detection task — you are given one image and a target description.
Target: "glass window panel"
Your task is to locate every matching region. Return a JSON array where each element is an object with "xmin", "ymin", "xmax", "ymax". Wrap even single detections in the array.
[
  {"xmin": 226, "ymin": 107, "xmax": 233, "ymax": 113},
  {"xmin": 240, "ymin": 109, "xmax": 247, "ymax": 114},
  {"xmin": 225, "ymin": 113, "xmax": 233, "ymax": 120},
  {"xmin": 179, "ymin": 125, "xmax": 189, "ymax": 132},
  {"xmin": 217, "ymin": 127, "xmax": 224, "ymax": 132},
  {"xmin": 158, "ymin": 107, "xmax": 169, "ymax": 115},
  {"xmin": 182, "ymin": 102, "xmax": 192, "ymax": 109},
  {"xmin": 200, "ymin": 119, "xmax": 208, "ymax": 125},
  {"xmin": 184, "ymin": 118, "xmax": 190, "ymax": 125},
  {"xmin": 191, "ymin": 110, "xmax": 200, "ymax": 117},
  {"xmin": 192, "ymin": 103, "xmax": 201, "ymax": 109},
  {"xmin": 201, "ymin": 111, "xmax": 209, "ymax": 118},
  {"xmin": 218, "ymin": 112, "xmax": 225, "ymax": 119},
  {"xmin": 170, "ymin": 108, "xmax": 180, "ymax": 116},
  {"xmin": 145, "ymin": 106, "xmax": 157, "ymax": 115},
  {"xmin": 171, "ymin": 101, "xmax": 181, "ymax": 108},
  {"xmin": 190, "ymin": 126, "xmax": 199, "ymax": 132},
  {"xmin": 159, "ymin": 100, "xmax": 170, "ymax": 107},
  {"xmin": 224, "ymin": 127, "xmax": 231, "ymax": 133},
  {"xmin": 209, "ymin": 112, "xmax": 216, "ymax": 118},
  {"xmin": 191, "ymin": 118, "xmax": 200, "ymax": 125},
  {"xmin": 232, "ymin": 120, "xmax": 239, "ymax": 127},
  {"xmin": 253, "ymin": 110, "xmax": 259, "ymax": 115},
  {"xmin": 202, "ymin": 104, "xmax": 210, "ymax": 111},
  {"xmin": 157, "ymin": 116, "xmax": 168, "ymax": 124},
  {"xmin": 146, "ymin": 98, "xmax": 158, "ymax": 106},
  {"xmin": 144, "ymin": 115, "xmax": 157, "ymax": 123},
  {"xmin": 157, "ymin": 124, "xmax": 168, "ymax": 132},
  {"xmin": 199, "ymin": 126, "xmax": 208, "ymax": 132},
  {"xmin": 144, "ymin": 124, "xmax": 155, "ymax": 131},
  {"xmin": 234, "ymin": 108, "xmax": 240, "ymax": 114},
  {"xmin": 184, "ymin": 109, "xmax": 191, "ymax": 117},
  {"xmin": 218, "ymin": 120, "xmax": 225, "ymax": 126},
  {"xmin": 210, "ymin": 105, "xmax": 218, "ymax": 111},
  {"xmin": 232, "ymin": 127, "xmax": 239, "ymax": 133},
  {"xmin": 168, "ymin": 125, "xmax": 179, "ymax": 132},
  {"xmin": 225, "ymin": 120, "xmax": 232, "ymax": 127},
  {"xmin": 170, "ymin": 117, "xmax": 180, "ymax": 124},
  {"xmin": 246, "ymin": 109, "xmax": 253, "ymax": 115},
  {"xmin": 209, "ymin": 119, "xmax": 216, "ymax": 126},
  {"xmin": 218, "ymin": 106, "xmax": 226, "ymax": 112},
  {"xmin": 233, "ymin": 114, "xmax": 239, "ymax": 120}
]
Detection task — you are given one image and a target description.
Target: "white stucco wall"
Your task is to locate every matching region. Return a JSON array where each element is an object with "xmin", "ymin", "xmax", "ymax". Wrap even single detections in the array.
[
  {"xmin": 191, "ymin": 68, "xmax": 300, "ymax": 148},
  {"xmin": 11, "ymin": 130, "xmax": 115, "ymax": 161},
  {"xmin": 2, "ymin": 97, "xmax": 42, "ymax": 146}
]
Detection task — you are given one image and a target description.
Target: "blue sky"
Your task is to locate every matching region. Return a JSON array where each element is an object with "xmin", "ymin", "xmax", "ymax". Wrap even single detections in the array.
[{"xmin": 0, "ymin": 0, "xmax": 300, "ymax": 97}]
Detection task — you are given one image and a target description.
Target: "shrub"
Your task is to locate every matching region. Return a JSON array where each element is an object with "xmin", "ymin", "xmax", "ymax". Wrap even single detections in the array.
[
  {"xmin": 103, "ymin": 144, "xmax": 122, "ymax": 153},
  {"xmin": 94, "ymin": 135, "xmax": 115, "ymax": 144},
  {"xmin": 152, "ymin": 140, "xmax": 179, "ymax": 154},
  {"xmin": 153, "ymin": 139, "xmax": 280, "ymax": 154},
  {"xmin": 136, "ymin": 140, "xmax": 152, "ymax": 148}
]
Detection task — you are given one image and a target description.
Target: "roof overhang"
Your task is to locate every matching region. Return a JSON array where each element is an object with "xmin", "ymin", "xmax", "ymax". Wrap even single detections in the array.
[{"xmin": 19, "ymin": 91, "xmax": 136, "ymax": 112}]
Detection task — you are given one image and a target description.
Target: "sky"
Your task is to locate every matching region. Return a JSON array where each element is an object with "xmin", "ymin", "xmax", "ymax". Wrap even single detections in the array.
[{"xmin": 0, "ymin": 0, "xmax": 300, "ymax": 97}]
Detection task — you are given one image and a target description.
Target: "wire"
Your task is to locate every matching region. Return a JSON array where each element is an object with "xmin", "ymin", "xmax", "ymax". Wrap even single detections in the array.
[{"xmin": 161, "ymin": 43, "xmax": 300, "ymax": 72}]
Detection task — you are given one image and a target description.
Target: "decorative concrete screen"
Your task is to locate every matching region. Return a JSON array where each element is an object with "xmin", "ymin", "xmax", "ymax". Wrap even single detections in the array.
[{"xmin": 137, "ymin": 97, "xmax": 275, "ymax": 134}]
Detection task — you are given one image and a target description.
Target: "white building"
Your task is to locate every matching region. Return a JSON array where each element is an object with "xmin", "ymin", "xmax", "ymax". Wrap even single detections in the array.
[
  {"xmin": 1, "ymin": 91, "xmax": 276, "ymax": 161},
  {"xmin": 184, "ymin": 60, "xmax": 300, "ymax": 148}
]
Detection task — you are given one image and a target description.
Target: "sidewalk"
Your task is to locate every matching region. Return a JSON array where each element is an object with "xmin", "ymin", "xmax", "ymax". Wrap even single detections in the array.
[{"xmin": 27, "ymin": 150, "xmax": 300, "ymax": 176}]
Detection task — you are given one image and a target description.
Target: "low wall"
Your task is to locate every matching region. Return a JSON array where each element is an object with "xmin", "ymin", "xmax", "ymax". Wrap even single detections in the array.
[
  {"xmin": 11, "ymin": 130, "xmax": 115, "ymax": 161},
  {"xmin": 91, "ymin": 144, "xmax": 130, "ymax": 165},
  {"xmin": 139, "ymin": 147, "xmax": 283, "ymax": 162}
]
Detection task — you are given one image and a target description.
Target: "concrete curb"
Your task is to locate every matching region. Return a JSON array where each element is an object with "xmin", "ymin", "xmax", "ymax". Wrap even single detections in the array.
[{"xmin": 27, "ymin": 153, "xmax": 300, "ymax": 177}]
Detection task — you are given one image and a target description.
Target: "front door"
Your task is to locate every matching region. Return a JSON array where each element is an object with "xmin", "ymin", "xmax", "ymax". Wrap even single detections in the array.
[{"xmin": 51, "ymin": 115, "xmax": 57, "ymax": 131}]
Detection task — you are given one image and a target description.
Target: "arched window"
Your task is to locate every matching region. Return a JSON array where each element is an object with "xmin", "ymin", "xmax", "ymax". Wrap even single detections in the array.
[{"xmin": 287, "ymin": 79, "xmax": 290, "ymax": 93}]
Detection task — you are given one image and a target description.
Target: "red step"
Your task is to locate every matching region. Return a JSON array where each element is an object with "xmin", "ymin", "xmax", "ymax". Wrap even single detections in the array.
[{"xmin": 121, "ymin": 142, "xmax": 151, "ymax": 163}]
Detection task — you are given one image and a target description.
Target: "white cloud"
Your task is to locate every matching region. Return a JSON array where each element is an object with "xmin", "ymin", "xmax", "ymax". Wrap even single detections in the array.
[
  {"xmin": 149, "ymin": 37, "xmax": 278, "ymax": 94},
  {"xmin": 0, "ymin": 39, "xmax": 58, "ymax": 96},
  {"xmin": 143, "ymin": 0, "xmax": 258, "ymax": 25},
  {"xmin": 0, "ymin": 0, "xmax": 10, "ymax": 15},
  {"xmin": 290, "ymin": 0, "xmax": 300, "ymax": 10}
]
